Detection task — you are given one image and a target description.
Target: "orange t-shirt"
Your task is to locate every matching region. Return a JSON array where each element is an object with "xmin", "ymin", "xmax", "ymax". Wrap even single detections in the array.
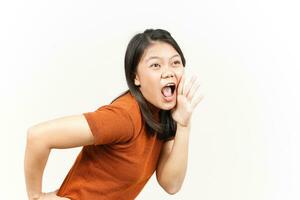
[{"xmin": 56, "ymin": 91, "xmax": 163, "ymax": 200}]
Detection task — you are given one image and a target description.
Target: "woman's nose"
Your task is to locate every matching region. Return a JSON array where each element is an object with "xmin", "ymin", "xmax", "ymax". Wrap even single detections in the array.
[{"xmin": 161, "ymin": 70, "xmax": 175, "ymax": 79}]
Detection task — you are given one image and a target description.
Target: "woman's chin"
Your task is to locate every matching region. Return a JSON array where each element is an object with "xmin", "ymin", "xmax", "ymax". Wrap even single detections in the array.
[
  {"xmin": 147, "ymin": 94, "xmax": 177, "ymax": 111},
  {"xmin": 159, "ymin": 101, "xmax": 176, "ymax": 111}
]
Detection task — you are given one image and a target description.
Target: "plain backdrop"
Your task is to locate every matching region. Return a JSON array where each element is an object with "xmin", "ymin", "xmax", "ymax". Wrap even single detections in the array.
[{"xmin": 1, "ymin": 0, "xmax": 300, "ymax": 199}]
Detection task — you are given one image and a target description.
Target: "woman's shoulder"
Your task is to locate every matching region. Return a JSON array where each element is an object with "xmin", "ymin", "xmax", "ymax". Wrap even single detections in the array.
[
  {"xmin": 110, "ymin": 91, "xmax": 141, "ymax": 118},
  {"xmin": 92, "ymin": 91, "xmax": 140, "ymax": 120},
  {"xmin": 109, "ymin": 91, "xmax": 143, "ymax": 134}
]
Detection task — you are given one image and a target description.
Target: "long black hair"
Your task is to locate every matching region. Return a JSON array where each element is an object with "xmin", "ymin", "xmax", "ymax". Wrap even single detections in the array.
[{"xmin": 115, "ymin": 29, "xmax": 186, "ymax": 141}]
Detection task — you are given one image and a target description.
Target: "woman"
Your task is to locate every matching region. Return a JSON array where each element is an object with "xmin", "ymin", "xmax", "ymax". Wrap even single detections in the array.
[{"xmin": 24, "ymin": 29, "xmax": 203, "ymax": 200}]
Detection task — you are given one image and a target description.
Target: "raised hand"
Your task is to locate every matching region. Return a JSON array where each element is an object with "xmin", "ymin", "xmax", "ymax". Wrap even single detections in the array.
[{"xmin": 171, "ymin": 73, "xmax": 204, "ymax": 126}]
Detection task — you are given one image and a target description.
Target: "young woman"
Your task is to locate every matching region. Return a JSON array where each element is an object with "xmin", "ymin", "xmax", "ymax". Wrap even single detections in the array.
[{"xmin": 24, "ymin": 29, "xmax": 203, "ymax": 200}]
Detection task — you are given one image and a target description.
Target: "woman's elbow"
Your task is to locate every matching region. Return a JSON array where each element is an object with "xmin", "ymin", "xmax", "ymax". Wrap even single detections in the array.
[
  {"xmin": 26, "ymin": 126, "xmax": 48, "ymax": 148},
  {"xmin": 165, "ymin": 187, "xmax": 181, "ymax": 195},
  {"xmin": 158, "ymin": 179, "xmax": 182, "ymax": 195},
  {"xmin": 26, "ymin": 127, "xmax": 38, "ymax": 144}
]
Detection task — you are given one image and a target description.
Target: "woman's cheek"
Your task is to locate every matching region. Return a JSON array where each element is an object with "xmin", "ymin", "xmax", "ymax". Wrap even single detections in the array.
[{"xmin": 175, "ymin": 67, "xmax": 184, "ymax": 79}]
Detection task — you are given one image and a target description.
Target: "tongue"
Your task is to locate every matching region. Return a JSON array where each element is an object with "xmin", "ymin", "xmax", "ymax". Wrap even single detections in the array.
[{"xmin": 162, "ymin": 86, "xmax": 172, "ymax": 97}]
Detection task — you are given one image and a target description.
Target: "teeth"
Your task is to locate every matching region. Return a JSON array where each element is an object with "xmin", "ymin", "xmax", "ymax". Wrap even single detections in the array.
[{"xmin": 166, "ymin": 83, "xmax": 175, "ymax": 86}]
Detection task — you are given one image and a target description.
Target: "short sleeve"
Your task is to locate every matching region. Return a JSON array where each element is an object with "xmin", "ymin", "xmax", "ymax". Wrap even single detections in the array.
[{"xmin": 83, "ymin": 105, "xmax": 134, "ymax": 145}]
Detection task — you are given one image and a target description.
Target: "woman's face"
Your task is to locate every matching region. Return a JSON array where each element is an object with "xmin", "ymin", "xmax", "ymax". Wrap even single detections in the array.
[{"xmin": 134, "ymin": 41, "xmax": 184, "ymax": 110}]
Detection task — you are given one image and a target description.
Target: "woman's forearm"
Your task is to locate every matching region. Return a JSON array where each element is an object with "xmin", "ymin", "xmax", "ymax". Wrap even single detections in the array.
[
  {"xmin": 160, "ymin": 123, "xmax": 191, "ymax": 192},
  {"xmin": 24, "ymin": 128, "xmax": 51, "ymax": 199}
]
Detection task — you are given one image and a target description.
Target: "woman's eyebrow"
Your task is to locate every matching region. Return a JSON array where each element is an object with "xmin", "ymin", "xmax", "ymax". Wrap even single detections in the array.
[
  {"xmin": 146, "ymin": 54, "xmax": 180, "ymax": 62},
  {"xmin": 170, "ymin": 54, "xmax": 180, "ymax": 59},
  {"xmin": 146, "ymin": 56, "xmax": 161, "ymax": 62}
]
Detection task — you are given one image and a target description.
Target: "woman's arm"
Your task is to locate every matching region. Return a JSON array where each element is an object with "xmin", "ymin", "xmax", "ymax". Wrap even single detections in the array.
[
  {"xmin": 156, "ymin": 73, "xmax": 203, "ymax": 194},
  {"xmin": 24, "ymin": 114, "xmax": 94, "ymax": 200},
  {"xmin": 156, "ymin": 123, "xmax": 190, "ymax": 194}
]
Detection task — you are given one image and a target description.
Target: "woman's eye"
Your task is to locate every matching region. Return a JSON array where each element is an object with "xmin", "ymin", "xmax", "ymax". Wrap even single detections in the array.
[
  {"xmin": 150, "ymin": 63, "xmax": 160, "ymax": 68},
  {"xmin": 173, "ymin": 61, "xmax": 181, "ymax": 65}
]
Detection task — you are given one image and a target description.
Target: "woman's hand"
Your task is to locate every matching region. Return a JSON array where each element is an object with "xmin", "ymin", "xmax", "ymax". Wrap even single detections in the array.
[
  {"xmin": 171, "ymin": 73, "xmax": 204, "ymax": 126},
  {"xmin": 35, "ymin": 190, "xmax": 70, "ymax": 200}
]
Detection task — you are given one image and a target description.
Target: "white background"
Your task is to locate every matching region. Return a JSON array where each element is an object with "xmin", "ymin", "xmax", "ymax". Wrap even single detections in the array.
[{"xmin": 1, "ymin": 0, "xmax": 300, "ymax": 199}]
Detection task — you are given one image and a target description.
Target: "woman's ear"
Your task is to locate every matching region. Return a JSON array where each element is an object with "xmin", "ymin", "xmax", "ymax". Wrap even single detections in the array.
[{"xmin": 134, "ymin": 75, "xmax": 141, "ymax": 86}]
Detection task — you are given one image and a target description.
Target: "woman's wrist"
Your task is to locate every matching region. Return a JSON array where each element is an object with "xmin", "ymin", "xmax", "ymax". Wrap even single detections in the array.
[{"xmin": 177, "ymin": 120, "xmax": 191, "ymax": 128}]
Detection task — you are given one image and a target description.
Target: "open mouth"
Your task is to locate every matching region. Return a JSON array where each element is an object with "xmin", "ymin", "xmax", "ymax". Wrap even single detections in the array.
[{"xmin": 161, "ymin": 83, "xmax": 176, "ymax": 97}]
